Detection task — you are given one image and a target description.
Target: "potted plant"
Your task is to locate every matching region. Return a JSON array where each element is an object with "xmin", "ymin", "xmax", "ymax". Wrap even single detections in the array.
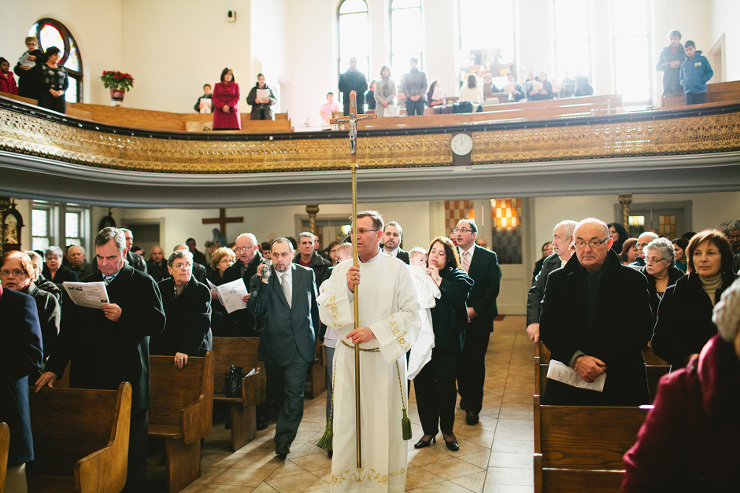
[{"xmin": 100, "ymin": 70, "xmax": 134, "ymax": 105}]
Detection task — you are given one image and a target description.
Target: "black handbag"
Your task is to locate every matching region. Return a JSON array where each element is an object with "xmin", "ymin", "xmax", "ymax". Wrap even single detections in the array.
[{"xmin": 224, "ymin": 365, "xmax": 243, "ymax": 397}]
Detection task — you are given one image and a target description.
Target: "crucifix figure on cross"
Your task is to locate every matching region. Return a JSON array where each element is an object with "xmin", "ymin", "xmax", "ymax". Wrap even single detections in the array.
[{"xmin": 330, "ymin": 92, "xmax": 377, "ymax": 157}]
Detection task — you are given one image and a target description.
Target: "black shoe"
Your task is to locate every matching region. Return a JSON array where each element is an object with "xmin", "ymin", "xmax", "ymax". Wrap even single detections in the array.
[
  {"xmin": 465, "ymin": 411, "xmax": 479, "ymax": 425},
  {"xmin": 256, "ymin": 417, "xmax": 269, "ymax": 431},
  {"xmin": 414, "ymin": 435, "xmax": 436, "ymax": 449},
  {"xmin": 275, "ymin": 443, "xmax": 290, "ymax": 459},
  {"xmin": 443, "ymin": 436, "xmax": 459, "ymax": 452}
]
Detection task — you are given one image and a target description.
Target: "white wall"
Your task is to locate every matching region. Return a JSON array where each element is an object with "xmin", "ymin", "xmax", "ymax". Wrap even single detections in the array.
[{"xmin": 710, "ymin": 0, "xmax": 740, "ymax": 81}]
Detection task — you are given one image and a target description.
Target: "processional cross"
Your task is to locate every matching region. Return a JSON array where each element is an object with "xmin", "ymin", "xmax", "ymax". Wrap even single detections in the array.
[{"xmin": 330, "ymin": 92, "xmax": 377, "ymax": 468}]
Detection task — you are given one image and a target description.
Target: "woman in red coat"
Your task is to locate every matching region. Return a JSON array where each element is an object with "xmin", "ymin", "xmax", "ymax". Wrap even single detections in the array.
[
  {"xmin": 212, "ymin": 67, "xmax": 241, "ymax": 130},
  {"xmin": 622, "ymin": 276, "xmax": 740, "ymax": 491}
]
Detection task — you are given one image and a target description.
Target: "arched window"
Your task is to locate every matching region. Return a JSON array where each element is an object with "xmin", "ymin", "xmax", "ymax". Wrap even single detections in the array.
[
  {"xmin": 390, "ymin": 0, "xmax": 423, "ymax": 78},
  {"xmin": 458, "ymin": 0, "xmax": 516, "ymax": 91},
  {"xmin": 610, "ymin": 0, "xmax": 652, "ymax": 104},
  {"xmin": 337, "ymin": 0, "xmax": 370, "ymax": 77},
  {"xmin": 552, "ymin": 0, "xmax": 591, "ymax": 87},
  {"xmin": 28, "ymin": 18, "xmax": 83, "ymax": 103}
]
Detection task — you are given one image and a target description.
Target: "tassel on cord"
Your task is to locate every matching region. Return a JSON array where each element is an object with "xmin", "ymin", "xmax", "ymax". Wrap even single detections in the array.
[
  {"xmin": 317, "ymin": 417, "xmax": 333, "ymax": 451},
  {"xmin": 401, "ymin": 408, "xmax": 412, "ymax": 440}
]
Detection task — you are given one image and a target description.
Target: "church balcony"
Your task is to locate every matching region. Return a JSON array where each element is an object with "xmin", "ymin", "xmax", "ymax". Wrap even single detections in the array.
[{"xmin": 1, "ymin": 95, "xmax": 739, "ymax": 208}]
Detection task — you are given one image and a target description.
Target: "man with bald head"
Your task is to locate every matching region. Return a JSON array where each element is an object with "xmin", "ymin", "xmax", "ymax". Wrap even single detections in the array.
[
  {"xmin": 147, "ymin": 246, "xmax": 168, "ymax": 282},
  {"xmin": 66, "ymin": 245, "xmax": 93, "ymax": 279},
  {"xmin": 539, "ymin": 218, "xmax": 652, "ymax": 406},
  {"xmin": 219, "ymin": 233, "xmax": 263, "ymax": 336}
]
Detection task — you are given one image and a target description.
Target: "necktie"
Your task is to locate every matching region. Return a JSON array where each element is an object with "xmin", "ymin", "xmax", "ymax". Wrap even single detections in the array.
[
  {"xmin": 104, "ymin": 275, "xmax": 114, "ymax": 285},
  {"xmin": 462, "ymin": 251, "xmax": 470, "ymax": 272},
  {"xmin": 281, "ymin": 274, "xmax": 291, "ymax": 308}
]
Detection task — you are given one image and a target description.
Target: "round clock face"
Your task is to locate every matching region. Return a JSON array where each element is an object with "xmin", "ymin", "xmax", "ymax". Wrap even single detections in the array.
[{"xmin": 451, "ymin": 133, "xmax": 473, "ymax": 156}]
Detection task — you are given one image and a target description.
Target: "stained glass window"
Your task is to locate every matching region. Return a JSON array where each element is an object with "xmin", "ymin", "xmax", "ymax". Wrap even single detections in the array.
[{"xmin": 490, "ymin": 198, "xmax": 523, "ymax": 264}]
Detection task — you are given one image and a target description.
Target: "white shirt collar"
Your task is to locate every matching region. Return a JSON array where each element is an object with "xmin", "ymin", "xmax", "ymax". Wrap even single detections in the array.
[{"xmin": 383, "ymin": 246, "xmax": 400, "ymax": 257}]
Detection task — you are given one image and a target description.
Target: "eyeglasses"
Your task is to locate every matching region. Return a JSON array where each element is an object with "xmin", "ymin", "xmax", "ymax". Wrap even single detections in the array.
[
  {"xmin": 573, "ymin": 238, "xmax": 608, "ymax": 249},
  {"xmin": 0, "ymin": 269, "xmax": 26, "ymax": 277},
  {"xmin": 234, "ymin": 246, "xmax": 254, "ymax": 253},
  {"xmin": 646, "ymin": 257, "xmax": 666, "ymax": 264},
  {"xmin": 171, "ymin": 263, "xmax": 192, "ymax": 270},
  {"xmin": 349, "ymin": 229, "xmax": 379, "ymax": 235},
  {"xmin": 453, "ymin": 228, "xmax": 473, "ymax": 234}
]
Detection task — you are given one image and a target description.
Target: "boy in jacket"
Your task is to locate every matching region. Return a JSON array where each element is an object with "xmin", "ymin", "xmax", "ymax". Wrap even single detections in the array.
[{"xmin": 680, "ymin": 40, "xmax": 713, "ymax": 105}]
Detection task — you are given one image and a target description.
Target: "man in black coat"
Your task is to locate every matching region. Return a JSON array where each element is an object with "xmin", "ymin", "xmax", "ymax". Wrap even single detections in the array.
[
  {"xmin": 146, "ymin": 245, "xmax": 169, "ymax": 282},
  {"xmin": 539, "ymin": 218, "xmax": 652, "ymax": 406},
  {"xmin": 294, "ymin": 232, "xmax": 332, "ymax": 286},
  {"xmin": 218, "ymin": 232, "xmax": 262, "ymax": 336},
  {"xmin": 248, "ymin": 238, "xmax": 319, "ymax": 458},
  {"xmin": 186, "ymin": 237, "xmax": 208, "ymax": 268},
  {"xmin": 382, "ymin": 221, "xmax": 410, "ymax": 264},
  {"xmin": 0, "ymin": 284, "xmax": 43, "ymax": 490},
  {"xmin": 338, "ymin": 57, "xmax": 368, "ymax": 115},
  {"xmin": 454, "ymin": 219, "xmax": 501, "ymax": 425},
  {"xmin": 526, "ymin": 220, "xmax": 577, "ymax": 343},
  {"xmin": 37, "ymin": 227, "xmax": 165, "ymax": 492}
]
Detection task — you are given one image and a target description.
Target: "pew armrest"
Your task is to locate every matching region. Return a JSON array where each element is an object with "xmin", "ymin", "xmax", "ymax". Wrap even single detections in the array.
[
  {"xmin": 241, "ymin": 369, "xmax": 266, "ymax": 407},
  {"xmin": 74, "ymin": 382, "xmax": 132, "ymax": 493},
  {"xmin": 182, "ymin": 394, "xmax": 212, "ymax": 444}
]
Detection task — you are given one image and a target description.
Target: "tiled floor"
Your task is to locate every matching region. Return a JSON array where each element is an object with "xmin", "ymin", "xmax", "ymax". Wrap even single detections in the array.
[{"xmin": 169, "ymin": 315, "xmax": 534, "ymax": 492}]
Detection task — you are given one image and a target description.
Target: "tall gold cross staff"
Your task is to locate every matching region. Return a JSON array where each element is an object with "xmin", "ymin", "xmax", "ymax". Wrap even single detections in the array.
[{"xmin": 330, "ymin": 92, "xmax": 376, "ymax": 468}]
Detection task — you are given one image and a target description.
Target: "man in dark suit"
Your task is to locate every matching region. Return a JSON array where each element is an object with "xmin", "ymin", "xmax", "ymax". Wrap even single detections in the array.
[
  {"xmin": 526, "ymin": 220, "xmax": 577, "ymax": 343},
  {"xmin": 186, "ymin": 237, "xmax": 208, "ymax": 268},
  {"xmin": 539, "ymin": 218, "xmax": 652, "ymax": 406},
  {"xmin": 218, "ymin": 233, "xmax": 263, "ymax": 336},
  {"xmin": 91, "ymin": 227, "xmax": 147, "ymax": 274},
  {"xmin": 248, "ymin": 238, "xmax": 319, "ymax": 458},
  {"xmin": 455, "ymin": 219, "xmax": 501, "ymax": 425},
  {"xmin": 36, "ymin": 227, "xmax": 166, "ymax": 492},
  {"xmin": 147, "ymin": 245, "xmax": 169, "ymax": 282},
  {"xmin": 382, "ymin": 221, "xmax": 410, "ymax": 264},
  {"xmin": 0, "ymin": 283, "xmax": 43, "ymax": 491}
]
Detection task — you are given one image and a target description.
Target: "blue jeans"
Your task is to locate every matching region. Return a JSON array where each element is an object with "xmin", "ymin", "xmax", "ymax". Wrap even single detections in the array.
[{"xmin": 685, "ymin": 92, "xmax": 706, "ymax": 105}]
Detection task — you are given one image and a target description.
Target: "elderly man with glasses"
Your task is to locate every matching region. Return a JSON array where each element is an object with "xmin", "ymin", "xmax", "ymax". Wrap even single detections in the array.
[
  {"xmin": 217, "ymin": 233, "xmax": 263, "ymax": 337},
  {"xmin": 539, "ymin": 218, "xmax": 652, "ymax": 406}
]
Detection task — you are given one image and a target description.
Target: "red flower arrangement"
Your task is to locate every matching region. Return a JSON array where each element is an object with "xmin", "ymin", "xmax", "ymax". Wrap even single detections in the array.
[{"xmin": 100, "ymin": 70, "xmax": 134, "ymax": 91}]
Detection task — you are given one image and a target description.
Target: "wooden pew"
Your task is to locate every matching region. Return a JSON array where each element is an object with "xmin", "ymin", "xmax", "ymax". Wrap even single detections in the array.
[
  {"xmin": 149, "ymin": 352, "xmax": 214, "ymax": 493},
  {"xmin": 0, "ymin": 91, "xmax": 38, "ymax": 106},
  {"xmin": 305, "ymin": 339, "xmax": 327, "ymax": 399},
  {"xmin": 0, "ymin": 422, "xmax": 9, "ymax": 492},
  {"xmin": 27, "ymin": 382, "xmax": 132, "ymax": 493},
  {"xmin": 533, "ymin": 395, "xmax": 652, "ymax": 493},
  {"xmin": 662, "ymin": 80, "xmax": 740, "ymax": 107},
  {"xmin": 642, "ymin": 346, "xmax": 670, "ymax": 403},
  {"xmin": 536, "ymin": 342, "xmax": 550, "ymax": 397},
  {"xmin": 212, "ymin": 337, "xmax": 266, "ymax": 452},
  {"xmin": 480, "ymin": 94, "xmax": 623, "ymax": 113}
]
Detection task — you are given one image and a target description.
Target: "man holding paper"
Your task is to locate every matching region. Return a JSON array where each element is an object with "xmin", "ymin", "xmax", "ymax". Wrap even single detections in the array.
[
  {"xmin": 539, "ymin": 218, "xmax": 652, "ymax": 406},
  {"xmin": 35, "ymin": 227, "xmax": 165, "ymax": 492},
  {"xmin": 219, "ymin": 233, "xmax": 263, "ymax": 336}
]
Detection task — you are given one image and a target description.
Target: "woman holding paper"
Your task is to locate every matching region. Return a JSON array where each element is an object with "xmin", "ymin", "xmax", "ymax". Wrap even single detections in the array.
[
  {"xmin": 413, "ymin": 237, "xmax": 472, "ymax": 452},
  {"xmin": 0, "ymin": 251, "xmax": 60, "ymax": 360},
  {"xmin": 246, "ymin": 73, "xmax": 277, "ymax": 120},
  {"xmin": 207, "ymin": 247, "xmax": 235, "ymax": 336},
  {"xmin": 374, "ymin": 66, "xmax": 396, "ymax": 117},
  {"xmin": 150, "ymin": 250, "xmax": 212, "ymax": 369}
]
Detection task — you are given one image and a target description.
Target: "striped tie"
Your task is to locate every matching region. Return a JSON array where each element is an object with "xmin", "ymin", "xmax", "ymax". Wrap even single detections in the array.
[
  {"xmin": 462, "ymin": 251, "xmax": 470, "ymax": 272},
  {"xmin": 104, "ymin": 275, "xmax": 114, "ymax": 285}
]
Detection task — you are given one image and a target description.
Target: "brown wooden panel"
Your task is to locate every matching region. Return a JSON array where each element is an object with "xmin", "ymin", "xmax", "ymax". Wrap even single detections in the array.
[
  {"xmin": 540, "ymin": 404, "xmax": 650, "ymax": 469},
  {"xmin": 149, "ymin": 354, "xmax": 211, "ymax": 428},
  {"xmin": 662, "ymin": 80, "xmax": 740, "ymax": 108},
  {"xmin": 0, "ymin": 422, "xmax": 8, "ymax": 491},
  {"xmin": 542, "ymin": 468, "xmax": 624, "ymax": 493},
  {"xmin": 212, "ymin": 337, "xmax": 261, "ymax": 395}
]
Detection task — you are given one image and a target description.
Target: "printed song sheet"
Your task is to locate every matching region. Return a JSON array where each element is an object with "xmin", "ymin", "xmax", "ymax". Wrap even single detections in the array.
[
  {"xmin": 207, "ymin": 278, "xmax": 248, "ymax": 313},
  {"xmin": 63, "ymin": 281, "xmax": 110, "ymax": 309},
  {"xmin": 546, "ymin": 359, "xmax": 606, "ymax": 392}
]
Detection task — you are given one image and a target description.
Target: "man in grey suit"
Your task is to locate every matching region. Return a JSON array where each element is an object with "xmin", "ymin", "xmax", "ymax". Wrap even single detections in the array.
[{"xmin": 247, "ymin": 238, "xmax": 319, "ymax": 458}]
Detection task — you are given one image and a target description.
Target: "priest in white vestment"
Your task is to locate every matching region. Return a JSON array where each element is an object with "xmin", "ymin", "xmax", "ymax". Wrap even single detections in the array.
[{"xmin": 318, "ymin": 211, "xmax": 421, "ymax": 492}]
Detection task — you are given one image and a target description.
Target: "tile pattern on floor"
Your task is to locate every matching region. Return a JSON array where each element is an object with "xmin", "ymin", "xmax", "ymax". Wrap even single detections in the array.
[{"xmin": 163, "ymin": 315, "xmax": 534, "ymax": 493}]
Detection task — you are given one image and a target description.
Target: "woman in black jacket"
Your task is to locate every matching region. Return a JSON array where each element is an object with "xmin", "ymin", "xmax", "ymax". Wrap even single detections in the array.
[
  {"xmin": 640, "ymin": 237, "xmax": 684, "ymax": 328},
  {"xmin": 246, "ymin": 73, "xmax": 276, "ymax": 120},
  {"xmin": 652, "ymin": 230, "xmax": 738, "ymax": 369},
  {"xmin": 413, "ymin": 237, "xmax": 473, "ymax": 452},
  {"xmin": 150, "ymin": 250, "xmax": 212, "ymax": 368}
]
